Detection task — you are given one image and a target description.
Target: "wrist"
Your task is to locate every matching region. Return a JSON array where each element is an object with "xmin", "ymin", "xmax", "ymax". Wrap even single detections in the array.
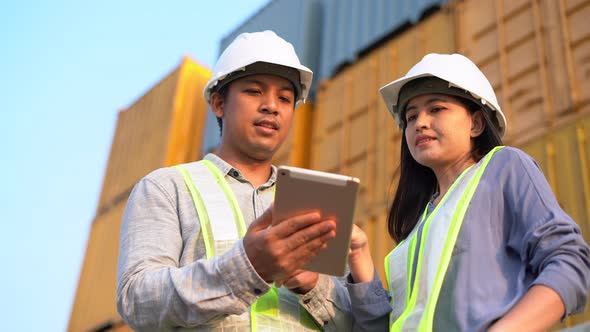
[
  {"xmin": 348, "ymin": 244, "xmax": 374, "ymax": 283},
  {"xmin": 349, "ymin": 242, "xmax": 371, "ymax": 258}
]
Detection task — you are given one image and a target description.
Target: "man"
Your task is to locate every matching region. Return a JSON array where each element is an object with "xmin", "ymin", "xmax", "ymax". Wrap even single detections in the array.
[{"xmin": 116, "ymin": 30, "xmax": 353, "ymax": 331}]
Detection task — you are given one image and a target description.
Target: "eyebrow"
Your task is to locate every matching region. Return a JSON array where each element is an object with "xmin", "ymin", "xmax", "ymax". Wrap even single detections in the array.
[
  {"xmin": 405, "ymin": 97, "xmax": 449, "ymax": 112},
  {"xmin": 242, "ymin": 78, "xmax": 294, "ymax": 93}
]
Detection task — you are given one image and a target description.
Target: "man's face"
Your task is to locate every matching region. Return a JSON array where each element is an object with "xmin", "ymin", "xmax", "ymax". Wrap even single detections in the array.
[{"xmin": 211, "ymin": 74, "xmax": 296, "ymax": 162}]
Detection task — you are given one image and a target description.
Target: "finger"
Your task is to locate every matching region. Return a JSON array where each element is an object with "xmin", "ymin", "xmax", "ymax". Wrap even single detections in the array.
[
  {"xmin": 267, "ymin": 237, "xmax": 330, "ymax": 280},
  {"xmin": 247, "ymin": 205, "xmax": 273, "ymax": 232},
  {"xmin": 286, "ymin": 230, "xmax": 335, "ymax": 267},
  {"xmin": 284, "ymin": 219, "xmax": 336, "ymax": 251},
  {"xmin": 271, "ymin": 211, "xmax": 325, "ymax": 238}
]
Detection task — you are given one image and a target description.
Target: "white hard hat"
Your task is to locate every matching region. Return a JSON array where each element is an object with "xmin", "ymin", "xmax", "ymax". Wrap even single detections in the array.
[
  {"xmin": 379, "ymin": 53, "xmax": 507, "ymax": 137},
  {"xmin": 203, "ymin": 30, "xmax": 313, "ymax": 106}
]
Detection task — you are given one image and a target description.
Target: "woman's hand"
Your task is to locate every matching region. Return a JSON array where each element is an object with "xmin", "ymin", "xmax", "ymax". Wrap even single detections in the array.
[{"xmin": 348, "ymin": 224, "xmax": 375, "ymax": 283}]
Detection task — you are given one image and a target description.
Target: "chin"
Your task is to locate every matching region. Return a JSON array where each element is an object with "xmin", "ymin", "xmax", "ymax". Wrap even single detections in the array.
[
  {"xmin": 248, "ymin": 147, "xmax": 277, "ymax": 162},
  {"xmin": 412, "ymin": 153, "xmax": 439, "ymax": 168}
]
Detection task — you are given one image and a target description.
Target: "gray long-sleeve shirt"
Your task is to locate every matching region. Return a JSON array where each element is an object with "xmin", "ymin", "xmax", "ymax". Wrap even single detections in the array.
[{"xmin": 116, "ymin": 153, "xmax": 354, "ymax": 331}]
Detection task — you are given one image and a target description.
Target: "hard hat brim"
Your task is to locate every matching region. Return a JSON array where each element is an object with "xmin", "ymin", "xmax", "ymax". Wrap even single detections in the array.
[
  {"xmin": 212, "ymin": 62, "xmax": 303, "ymax": 102},
  {"xmin": 204, "ymin": 61, "xmax": 312, "ymax": 106},
  {"xmin": 380, "ymin": 73, "xmax": 507, "ymax": 137}
]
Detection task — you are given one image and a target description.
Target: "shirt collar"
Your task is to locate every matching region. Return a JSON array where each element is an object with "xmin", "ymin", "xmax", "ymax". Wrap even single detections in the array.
[{"xmin": 204, "ymin": 153, "xmax": 278, "ymax": 188}]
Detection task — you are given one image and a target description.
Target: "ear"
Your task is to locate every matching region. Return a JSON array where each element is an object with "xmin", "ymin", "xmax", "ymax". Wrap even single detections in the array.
[
  {"xmin": 470, "ymin": 110, "xmax": 485, "ymax": 138},
  {"xmin": 210, "ymin": 91, "xmax": 225, "ymax": 118}
]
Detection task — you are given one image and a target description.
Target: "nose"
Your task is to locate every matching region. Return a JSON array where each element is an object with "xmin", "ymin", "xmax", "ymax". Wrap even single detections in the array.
[
  {"xmin": 260, "ymin": 92, "xmax": 279, "ymax": 115},
  {"xmin": 414, "ymin": 111, "xmax": 429, "ymax": 131}
]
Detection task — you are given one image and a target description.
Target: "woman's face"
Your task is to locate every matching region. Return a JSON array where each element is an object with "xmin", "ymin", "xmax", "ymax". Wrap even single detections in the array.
[{"xmin": 404, "ymin": 93, "xmax": 482, "ymax": 172}]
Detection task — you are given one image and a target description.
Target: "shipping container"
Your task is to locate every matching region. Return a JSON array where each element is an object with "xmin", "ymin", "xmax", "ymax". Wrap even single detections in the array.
[
  {"xmin": 520, "ymin": 114, "xmax": 590, "ymax": 244},
  {"xmin": 519, "ymin": 112, "xmax": 590, "ymax": 329},
  {"xmin": 560, "ymin": 0, "xmax": 590, "ymax": 115},
  {"xmin": 96, "ymin": 57, "xmax": 210, "ymax": 216},
  {"xmin": 319, "ymin": 0, "xmax": 449, "ymax": 79},
  {"xmin": 67, "ymin": 200, "xmax": 127, "ymax": 332},
  {"xmin": 272, "ymin": 102, "xmax": 314, "ymax": 168},
  {"xmin": 454, "ymin": 0, "xmax": 590, "ymax": 144},
  {"xmin": 68, "ymin": 57, "xmax": 210, "ymax": 332}
]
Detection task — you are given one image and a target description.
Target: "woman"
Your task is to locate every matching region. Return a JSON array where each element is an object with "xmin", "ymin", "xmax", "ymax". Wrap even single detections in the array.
[{"xmin": 347, "ymin": 53, "xmax": 590, "ymax": 331}]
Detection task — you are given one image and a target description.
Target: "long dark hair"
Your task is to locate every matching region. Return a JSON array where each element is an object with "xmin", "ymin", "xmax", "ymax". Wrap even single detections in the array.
[{"xmin": 387, "ymin": 97, "xmax": 503, "ymax": 243}]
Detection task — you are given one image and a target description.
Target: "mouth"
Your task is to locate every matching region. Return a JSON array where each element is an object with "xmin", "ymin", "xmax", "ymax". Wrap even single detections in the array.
[
  {"xmin": 254, "ymin": 119, "xmax": 279, "ymax": 131},
  {"xmin": 415, "ymin": 135, "xmax": 435, "ymax": 146}
]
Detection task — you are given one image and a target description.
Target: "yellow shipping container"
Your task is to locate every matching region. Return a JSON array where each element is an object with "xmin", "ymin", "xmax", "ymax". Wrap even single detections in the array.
[
  {"xmin": 96, "ymin": 57, "xmax": 210, "ymax": 212},
  {"xmin": 68, "ymin": 57, "xmax": 211, "ymax": 332},
  {"xmin": 272, "ymin": 102, "xmax": 314, "ymax": 168},
  {"xmin": 453, "ymin": 1, "xmax": 590, "ymax": 324},
  {"xmin": 520, "ymin": 113, "xmax": 590, "ymax": 329},
  {"xmin": 454, "ymin": 0, "xmax": 590, "ymax": 144},
  {"xmin": 68, "ymin": 200, "xmax": 128, "ymax": 332}
]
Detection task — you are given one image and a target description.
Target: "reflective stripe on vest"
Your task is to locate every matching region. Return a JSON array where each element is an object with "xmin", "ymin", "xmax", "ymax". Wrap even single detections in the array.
[
  {"xmin": 385, "ymin": 146, "xmax": 504, "ymax": 331},
  {"xmin": 176, "ymin": 160, "xmax": 320, "ymax": 332}
]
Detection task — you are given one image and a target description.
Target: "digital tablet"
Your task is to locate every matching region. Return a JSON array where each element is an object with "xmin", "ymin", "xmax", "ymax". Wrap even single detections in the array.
[{"xmin": 273, "ymin": 165, "xmax": 360, "ymax": 276}]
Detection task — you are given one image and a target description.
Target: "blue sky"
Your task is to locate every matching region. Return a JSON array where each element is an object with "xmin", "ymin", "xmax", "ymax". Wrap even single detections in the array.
[{"xmin": 0, "ymin": 1, "xmax": 269, "ymax": 330}]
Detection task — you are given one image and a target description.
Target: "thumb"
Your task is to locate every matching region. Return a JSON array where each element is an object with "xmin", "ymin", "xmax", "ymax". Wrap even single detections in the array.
[{"xmin": 247, "ymin": 204, "xmax": 274, "ymax": 232}]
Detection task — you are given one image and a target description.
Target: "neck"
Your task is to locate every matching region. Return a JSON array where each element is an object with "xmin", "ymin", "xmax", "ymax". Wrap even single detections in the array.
[
  {"xmin": 215, "ymin": 147, "xmax": 273, "ymax": 188},
  {"xmin": 431, "ymin": 153, "xmax": 475, "ymax": 204}
]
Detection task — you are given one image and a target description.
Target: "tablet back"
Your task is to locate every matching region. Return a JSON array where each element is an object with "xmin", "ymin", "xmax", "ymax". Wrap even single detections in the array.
[{"xmin": 273, "ymin": 166, "xmax": 360, "ymax": 276}]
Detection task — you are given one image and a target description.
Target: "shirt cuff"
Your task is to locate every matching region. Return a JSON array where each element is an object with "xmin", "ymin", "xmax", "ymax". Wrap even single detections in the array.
[
  {"xmin": 532, "ymin": 266, "xmax": 577, "ymax": 319},
  {"xmin": 216, "ymin": 239, "xmax": 272, "ymax": 307},
  {"xmin": 297, "ymin": 274, "xmax": 333, "ymax": 326},
  {"xmin": 346, "ymin": 270, "xmax": 390, "ymax": 305},
  {"xmin": 346, "ymin": 270, "xmax": 391, "ymax": 330}
]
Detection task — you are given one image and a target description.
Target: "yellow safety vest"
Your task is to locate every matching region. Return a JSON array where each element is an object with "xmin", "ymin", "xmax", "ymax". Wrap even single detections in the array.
[
  {"xmin": 176, "ymin": 160, "xmax": 320, "ymax": 332},
  {"xmin": 385, "ymin": 146, "xmax": 504, "ymax": 331}
]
